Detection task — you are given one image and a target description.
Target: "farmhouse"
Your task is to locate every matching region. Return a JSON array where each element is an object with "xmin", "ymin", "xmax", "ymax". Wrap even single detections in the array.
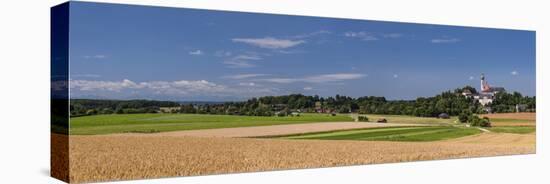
[{"xmin": 462, "ymin": 73, "xmax": 505, "ymax": 106}]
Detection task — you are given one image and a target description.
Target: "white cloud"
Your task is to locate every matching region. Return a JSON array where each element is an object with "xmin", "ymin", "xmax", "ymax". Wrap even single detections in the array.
[
  {"xmin": 70, "ymin": 79, "xmax": 141, "ymax": 92},
  {"xmin": 189, "ymin": 50, "xmax": 203, "ymax": 55},
  {"xmin": 83, "ymin": 55, "xmax": 107, "ymax": 59},
  {"xmin": 511, "ymin": 71, "xmax": 519, "ymax": 75},
  {"xmin": 304, "ymin": 73, "xmax": 366, "ymax": 83},
  {"xmin": 260, "ymin": 73, "xmax": 366, "ymax": 84},
  {"xmin": 393, "ymin": 74, "xmax": 399, "ymax": 78},
  {"xmin": 344, "ymin": 31, "xmax": 378, "ymax": 41},
  {"xmin": 233, "ymin": 55, "xmax": 262, "ymax": 60},
  {"xmin": 70, "ymin": 79, "xmax": 227, "ymax": 94},
  {"xmin": 431, "ymin": 38, "xmax": 460, "ymax": 43},
  {"xmin": 69, "ymin": 79, "xmax": 282, "ymax": 99},
  {"xmin": 469, "ymin": 76, "xmax": 475, "ymax": 80},
  {"xmin": 260, "ymin": 78, "xmax": 300, "ymax": 84},
  {"xmin": 292, "ymin": 30, "xmax": 331, "ymax": 39},
  {"xmin": 223, "ymin": 54, "xmax": 263, "ymax": 68},
  {"xmin": 239, "ymin": 82, "xmax": 256, "ymax": 86},
  {"xmin": 223, "ymin": 74, "xmax": 270, "ymax": 79},
  {"xmin": 382, "ymin": 33, "xmax": 404, "ymax": 38},
  {"xmin": 303, "ymin": 86, "xmax": 313, "ymax": 91},
  {"xmin": 232, "ymin": 37, "xmax": 305, "ymax": 49}
]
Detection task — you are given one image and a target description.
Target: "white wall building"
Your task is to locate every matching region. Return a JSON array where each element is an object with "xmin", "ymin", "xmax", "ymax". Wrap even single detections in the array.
[{"xmin": 462, "ymin": 74, "xmax": 505, "ymax": 106}]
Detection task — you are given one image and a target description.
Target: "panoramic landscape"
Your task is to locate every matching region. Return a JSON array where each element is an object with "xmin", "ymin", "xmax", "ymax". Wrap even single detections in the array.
[{"xmin": 52, "ymin": 2, "xmax": 536, "ymax": 183}]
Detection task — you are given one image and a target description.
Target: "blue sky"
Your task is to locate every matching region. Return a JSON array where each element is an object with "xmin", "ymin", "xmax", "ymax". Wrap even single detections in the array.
[{"xmin": 68, "ymin": 2, "xmax": 536, "ymax": 101}]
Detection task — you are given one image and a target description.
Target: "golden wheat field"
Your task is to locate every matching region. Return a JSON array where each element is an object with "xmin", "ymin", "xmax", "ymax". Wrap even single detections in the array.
[
  {"xmin": 63, "ymin": 132, "xmax": 535, "ymax": 183},
  {"xmin": 57, "ymin": 113, "xmax": 536, "ymax": 183}
]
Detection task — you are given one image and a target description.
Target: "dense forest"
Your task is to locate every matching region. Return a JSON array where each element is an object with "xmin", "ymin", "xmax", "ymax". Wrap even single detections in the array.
[{"xmin": 69, "ymin": 86, "xmax": 536, "ymax": 117}]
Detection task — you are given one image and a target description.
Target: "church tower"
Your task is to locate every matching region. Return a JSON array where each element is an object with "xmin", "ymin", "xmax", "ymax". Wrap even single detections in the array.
[
  {"xmin": 480, "ymin": 73, "xmax": 491, "ymax": 92},
  {"xmin": 480, "ymin": 73, "xmax": 485, "ymax": 92}
]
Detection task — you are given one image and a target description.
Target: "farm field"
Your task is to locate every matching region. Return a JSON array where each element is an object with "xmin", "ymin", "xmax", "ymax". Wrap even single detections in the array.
[
  {"xmin": 69, "ymin": 113, "xmax": 352, "ymax": 135},
  {"xmin": 275, "ymin": 126, "xmax": 482, "ymax": 142},
  {"xmin": 70, "ymin": 113, "xmax": 461, "ymax": 135},
  {"xmin": 64, "ymin": 132, "xmax": 535, "ymax": 183},
  {"xmin": 356, "ymin": 114, "xmax": 456, "ymax": 125},
  {"xmin": 488, "ymin": 126, "xmax": 536, "ymax": 134},
  {"xmin": 480, "ymin": 112, "xmax": 536, "ymax": 127},
  {"xmin": 150, "ymin": 122, "xmax": 426, "ymax": 138},
  {"xmin": 63, "ymin": 112, "xmax": 536, "ymax": 183}
]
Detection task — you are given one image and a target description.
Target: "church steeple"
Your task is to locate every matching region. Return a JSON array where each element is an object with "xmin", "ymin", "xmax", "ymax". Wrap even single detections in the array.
[{"xmin": 480, "ymin": 73, "xmax": 485, "ymax": 92}]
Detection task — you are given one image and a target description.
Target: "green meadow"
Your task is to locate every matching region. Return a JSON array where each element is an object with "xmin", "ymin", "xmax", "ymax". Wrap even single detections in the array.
[
  {"xmin": 69, "ymin": 113, "xmax": 352, "ymax": 135},
  {"xmin": 488, "ymin": 126, "xmax": 536, "ymax": 134},
  {"xmin": 275, "ymin": 126, "xmax": 482, "ymax": 142}
]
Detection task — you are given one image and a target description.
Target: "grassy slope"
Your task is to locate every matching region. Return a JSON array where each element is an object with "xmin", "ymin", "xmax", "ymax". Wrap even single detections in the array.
[
  {"xmin": 279, "ymin": 126, "xmax": 482, "ymax": 142},
  {"xmin": 69, "ymin": 113, "xmax": 352, "ymax": 135}
]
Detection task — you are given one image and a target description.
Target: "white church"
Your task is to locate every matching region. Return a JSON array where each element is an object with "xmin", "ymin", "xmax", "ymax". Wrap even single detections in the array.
[{"xmin": 462, "ymin": 74, "xmax": 505, "ymax": 106}]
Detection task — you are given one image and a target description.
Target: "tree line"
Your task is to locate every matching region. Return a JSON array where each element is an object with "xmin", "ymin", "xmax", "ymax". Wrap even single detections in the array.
[{"xmin": 69, "ymin": 86, "xmax": 535, "ymax": 117}]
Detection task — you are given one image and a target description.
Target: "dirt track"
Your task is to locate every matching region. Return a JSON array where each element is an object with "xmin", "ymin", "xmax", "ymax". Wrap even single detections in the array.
[{"xmin": 141, "ymin": 122, "xmax": 423, "ymax": 138}]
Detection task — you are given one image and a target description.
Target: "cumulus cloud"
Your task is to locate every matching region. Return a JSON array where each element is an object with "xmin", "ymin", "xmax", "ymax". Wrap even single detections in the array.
[
  {"xmin": 260, "ymin": 73, "xmax": 366, "ymax": 84},
  {"xmin": 188, "ymin": 50, "xmax": 203, "ymax": 55},
  {"xmin": 69, "ymin": 79, "xmax": 282, "ymax": 100},
  {"xmin": 431, "ymin": 38, "xmax": 460, "ymax": 43},
  {"xmin": 232, "ymin": 37, "xmax": 305, "ymax": 49},
  {"xmin": 511, "ymin": 70, "xmax": 519, "ymax": 75},
  {"xmin": 70, "ymin": 79, "xmax": 226, "ymax": 94}
]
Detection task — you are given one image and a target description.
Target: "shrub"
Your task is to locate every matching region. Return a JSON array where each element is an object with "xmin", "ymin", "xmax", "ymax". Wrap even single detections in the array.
[
  {"xmin": 458, "ymin": 113, "xmax": 468, "ymax": 123},
  {"xmin": 479, "ymin": 117, "xmax": 492, "ymax": 127},
  {"xmin": 357, "ymin": 116, "xmax": 369, "ymax": 122},
  {"xmin": 467, "ymin": 115, "xmax": 491, "ymax": 127}
]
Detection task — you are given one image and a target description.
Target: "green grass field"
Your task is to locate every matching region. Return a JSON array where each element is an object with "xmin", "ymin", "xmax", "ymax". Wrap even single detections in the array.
[
  {"xmin": 276, "ymin": 126, "xmax": 482, "ymax": 142},
  {"xmin": 488, "ymin": 126, "xmax": 536, "ymax": 134},
  {"xmin": 69, "ymin": 113, "xmax": 353, "ymax": 135}
]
